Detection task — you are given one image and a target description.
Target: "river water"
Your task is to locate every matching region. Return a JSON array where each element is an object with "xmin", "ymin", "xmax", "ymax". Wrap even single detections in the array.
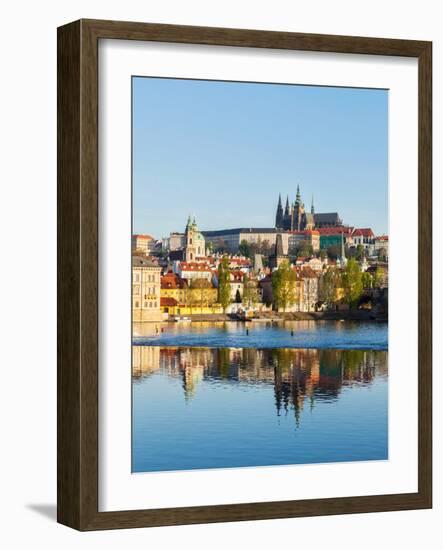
[{"xmin": 132, "ymin": 321, "xmax": 388, "ymax": 472}]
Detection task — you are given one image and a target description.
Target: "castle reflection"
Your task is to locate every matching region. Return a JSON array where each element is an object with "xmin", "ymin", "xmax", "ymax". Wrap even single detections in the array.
[{"xmin": 133, "ymin": 346, "xmax": 388, "ymax": 423}]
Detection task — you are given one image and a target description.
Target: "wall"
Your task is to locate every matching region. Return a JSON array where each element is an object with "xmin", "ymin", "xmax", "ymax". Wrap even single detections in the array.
[{"xmin": 0, "ymin": 1, "xmax": 441, "ymax": 549}]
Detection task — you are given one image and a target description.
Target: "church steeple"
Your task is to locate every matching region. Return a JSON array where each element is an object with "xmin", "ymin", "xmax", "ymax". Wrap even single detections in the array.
[
  {"xmin": 295, "ymin": 185, "xmax": 301, "ymax": 206},
  {"xmin": 311, "ymin": 195, "xmax": 315, "ymax": 214},
  {"xmin": 284, "ymin": 195, "xmax": 290, "ymax": 216},
  {"xmin": 275, "ymin": 194, "xmax": 284, "ymax": 228}
]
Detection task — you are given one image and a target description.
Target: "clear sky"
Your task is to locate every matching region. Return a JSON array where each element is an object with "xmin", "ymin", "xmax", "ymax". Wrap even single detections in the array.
[{"xmin": 133, "ymin": 77, "xmax": 388, "ymax": 238}]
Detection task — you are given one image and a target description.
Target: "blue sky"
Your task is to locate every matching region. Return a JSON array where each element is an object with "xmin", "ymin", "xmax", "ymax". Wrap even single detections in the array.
[{"xmin": 133, "ymin": 77, "xmax": 388, "ymax": 238}]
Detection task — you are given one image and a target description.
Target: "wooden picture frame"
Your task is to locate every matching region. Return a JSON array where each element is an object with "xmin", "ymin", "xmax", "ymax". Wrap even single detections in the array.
[{"xmin": 57, "ymin": 19, "xmax": 432, "ymax": 530}]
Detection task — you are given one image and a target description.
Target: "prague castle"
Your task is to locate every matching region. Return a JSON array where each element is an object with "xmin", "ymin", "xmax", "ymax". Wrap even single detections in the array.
[
  {"xmin": 275, "ymin": 185, "xmax": 342, "ymax": 231},
  {"xmin": 165, "ymin": 186, "xmax": 348, "ymax": 257}
]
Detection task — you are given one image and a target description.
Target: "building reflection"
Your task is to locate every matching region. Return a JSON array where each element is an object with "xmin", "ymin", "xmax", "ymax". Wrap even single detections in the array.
[{"xmin": 132, "ymin": 345, "xmax": 387, "ymax": 426}]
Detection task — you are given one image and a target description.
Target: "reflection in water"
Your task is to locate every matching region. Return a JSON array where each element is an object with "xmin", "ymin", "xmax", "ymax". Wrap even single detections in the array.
[
  {"xmin": 133, "ymin": 346, "xmax": 387, "ymax": 426},
  {"xmin": 133, "ymin": 344, "xmax": 388, "ymax": 472}
]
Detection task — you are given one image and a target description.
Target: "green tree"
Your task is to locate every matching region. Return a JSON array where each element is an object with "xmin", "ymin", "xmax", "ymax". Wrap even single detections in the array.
[
  {"xmin": 320, "ymin": 267, "xmax": 340, "ymax": 306},
  {"xmin": 341, "ymin": 259, "xmax": 363, "ymax": 308},
  {"xmin": 361, "ymin": 271, "xmax": 373, "ymax": 289},
  {"xmin": 217, "ymin": 257, "xmax": 231, "ymax": 313},
  {"xmin": 190, "ymin": 278, "xmax": 212, "ymax": 314},
  {"xmin": 239, "ymin": 239, "xmax": 251, "ymax": 258},
  {"xmin": 373, "ymin": 266, "xmax": 384, "ymax": 288},
  {"xmin": 355, "ymin": 244, "xmax": 365, "ymax": 261},
  {"xmin": 272, "ymin": 260, "xmax": 297, "ymax": 312},
  {"xmin": 242, "ymin": 273, "xmax": 259, "ymax": 309},
  {"xmin": 296, "ymin": 241, "xmax": 313, "ymax": 258}
]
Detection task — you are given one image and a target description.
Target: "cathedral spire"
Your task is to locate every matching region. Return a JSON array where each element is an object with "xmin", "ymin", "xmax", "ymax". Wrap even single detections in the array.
[
  {"xmin": 311, "ymin": 195, "xmax": 315, "ymax": 214},
  {"xmin": 275, "ymin": 194, "xmax": 284, "ymax": 228},
  {"xmin": 284, "ymin": 195, "xmax": 290, "ymax": 215},
  {"xmin": 295, "ymin": 184, "xmax": 301, "ymax": 205}
]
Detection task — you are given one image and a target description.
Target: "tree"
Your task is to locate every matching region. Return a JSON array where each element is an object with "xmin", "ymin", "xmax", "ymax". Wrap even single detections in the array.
[
  {"xmin": 341, "ymin": 259, "xmax": 363, "ymax": 308},
  {"xmin": 217, "ymin": 257, "xmax": 231, "ymax": 313},
  {"xmin": 319, "ymin": 249, "xmax": 327, "ymax": 260},
  {"xmin": 320, "ymin": 267, "xmax": 340, "ymax": 306},
  {"xmin": 214, "ymin": 238, "xmax": 229, "ymax": 253},
  {"xmin": 239, "ymin": 239, "xmax": 251, "ymax": 258},
  {"xmin": 242, "ymin": 273, "xmax": 259, "ymax": 309},
  {"xmin": 326, "ymin": 245, "xmax": 341, "ymax": 260},
  {"xmin": 355, "ymin": 244, "xmax": 365, "ymax": 261},
  {"xmin": 272, "ymin": 260, "xmax": 297, "ymax": 312},
  {"xmin": 190, "ymin": 278, "xmax": 213, "ymax": 314},
  {"xmin": 373, "ymin": 266, "xmax": 384, "ymax": 288},
  {"xmin": 296, "ymin": 241, "xmax": 313, "ymax": 258},
  {"xmin": 361, "ymin": 271, "xmax": 373, "ymax": 289}
]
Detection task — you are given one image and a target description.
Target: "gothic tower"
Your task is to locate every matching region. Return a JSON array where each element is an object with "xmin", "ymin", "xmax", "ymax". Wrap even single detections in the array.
[
  {"xmin": 292, "ymin": 185, "xmax": 306, "ymax": 231},
  {"xmin": 283, "ymin": 195, "xmax": 291, "ymax": 230},
  {"xmin": 275, "ymin": 194, "xmax": 284, "ymax": 228}
]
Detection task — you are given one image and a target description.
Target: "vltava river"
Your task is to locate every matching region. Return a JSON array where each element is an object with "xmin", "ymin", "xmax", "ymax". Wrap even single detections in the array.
[{"xmin": 132, "ymin": 322, "xmax": 388, "ymax": 473}]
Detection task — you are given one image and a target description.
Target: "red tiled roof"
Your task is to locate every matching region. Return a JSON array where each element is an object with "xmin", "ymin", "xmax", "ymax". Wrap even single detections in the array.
[
  {"xmin": 229, "ymin": 258, "xmax": 252, "ymax": 264},
  {"xmin": 133, "ymin": 234, "xmax": 154, "ymax": 240},
  {"xmin": 179, "ymin": 262, "xmax": 212, "ymax": 272},
  {"xmin": 376, "ymin": 235, "xmax": 389, "ymax": 241},
  {"xmin": 230, "ymin": 271, "xmax": 244, "ymax": 281},
  {"xmin": 161, "ymin": 273, "xmax": 187, "ymax": 289},
  {"xmin": 316, "ymin": 226, "xmax": 353, "ymax": 236},
  {"xmin": 289, "ymin": 230, "xmax": 320, "ymax": 235},
  {"xmin": 352, "ymin": 228, "xmax": 374, "ymax": 237},
  {"xmin": 160, "ymin": 297, "xmax": 178, "ymax": 307},
  {"xmin": 293, "ymin": 265, "xmax": 318, "ymax": 278}
]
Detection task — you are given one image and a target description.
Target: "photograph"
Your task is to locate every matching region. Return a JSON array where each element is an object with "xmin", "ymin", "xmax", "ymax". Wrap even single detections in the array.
[{"xmin": 131, "ymin": 76, "xmax": 389, "ymax": 473}]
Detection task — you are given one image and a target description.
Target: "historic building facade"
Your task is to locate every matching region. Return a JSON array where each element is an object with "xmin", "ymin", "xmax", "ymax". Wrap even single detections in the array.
[
  {"xmin": 132, "ymin": 256, "xmax": 163, "ymax": 322},
  {"xmin": 132, "ymin": 234, "xmax": 155, "ymax": 255},
  {"xmin": 184, "ymin": 216, "xmax": 206, "ymax": 261}
]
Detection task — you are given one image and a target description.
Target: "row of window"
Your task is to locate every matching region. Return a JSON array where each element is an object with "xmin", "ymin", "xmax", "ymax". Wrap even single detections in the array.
[
  {"xmin": 133, "ymin": 273, "xmax": 159, "ymax": 283},
  {"xmin": 134, "ymin": 301, "xmax": 158, "ymax": 308},
  {"xmin": 132, "ymin": 285, "xmax": 158, "ymax": 295}
]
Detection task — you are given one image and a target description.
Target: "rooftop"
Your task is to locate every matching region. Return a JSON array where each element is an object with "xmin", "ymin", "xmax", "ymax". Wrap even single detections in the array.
[
  {"xmin": 160, "ymin": 297, "xmax": 178, "ymax": 307},
  {"xmin": 179, "ymin": 262, "xmax": 212, "ymax": 272},
  {"xmin": 132, "ymin": 256, "xmax": 159, "ymax": 268},
  {"xmin": 132, "ymin": 234, "xmax": 154, "ymax": 240}
]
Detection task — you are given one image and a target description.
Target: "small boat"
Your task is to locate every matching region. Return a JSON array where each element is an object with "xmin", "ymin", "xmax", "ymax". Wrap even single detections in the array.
[{"xmin": 173, "ymin": 316, "xmax": 192, "ymax": 323}]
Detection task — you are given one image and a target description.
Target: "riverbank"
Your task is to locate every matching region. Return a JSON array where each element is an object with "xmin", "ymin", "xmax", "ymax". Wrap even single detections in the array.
[{"xmin": 170, "ymin": 310, "xmax": 387, "ymax": 323}]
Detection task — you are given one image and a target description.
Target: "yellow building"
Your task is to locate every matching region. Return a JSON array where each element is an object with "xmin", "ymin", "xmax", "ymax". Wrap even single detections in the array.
[
  {"xmin": 161, "ymin": 272, "xmax": 189, "ymax": 303},
  {"xmin": 132, "ymin": 256, "xmax": 163, "ymax": 322},
  {"xmin": 160, "ymin": 296, "xmax": 223, "ymax": 316}
]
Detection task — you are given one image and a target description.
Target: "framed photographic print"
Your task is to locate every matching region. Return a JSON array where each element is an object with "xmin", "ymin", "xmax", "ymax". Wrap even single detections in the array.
[{"xmin": 57, "ymin": 19, "xmax": 432, "ymax": 530}]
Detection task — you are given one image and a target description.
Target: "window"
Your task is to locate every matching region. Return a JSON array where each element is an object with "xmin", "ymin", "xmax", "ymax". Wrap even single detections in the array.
[{"xmin": 135, "ymin": 301, "xmax": 139, "ymax": 308}]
